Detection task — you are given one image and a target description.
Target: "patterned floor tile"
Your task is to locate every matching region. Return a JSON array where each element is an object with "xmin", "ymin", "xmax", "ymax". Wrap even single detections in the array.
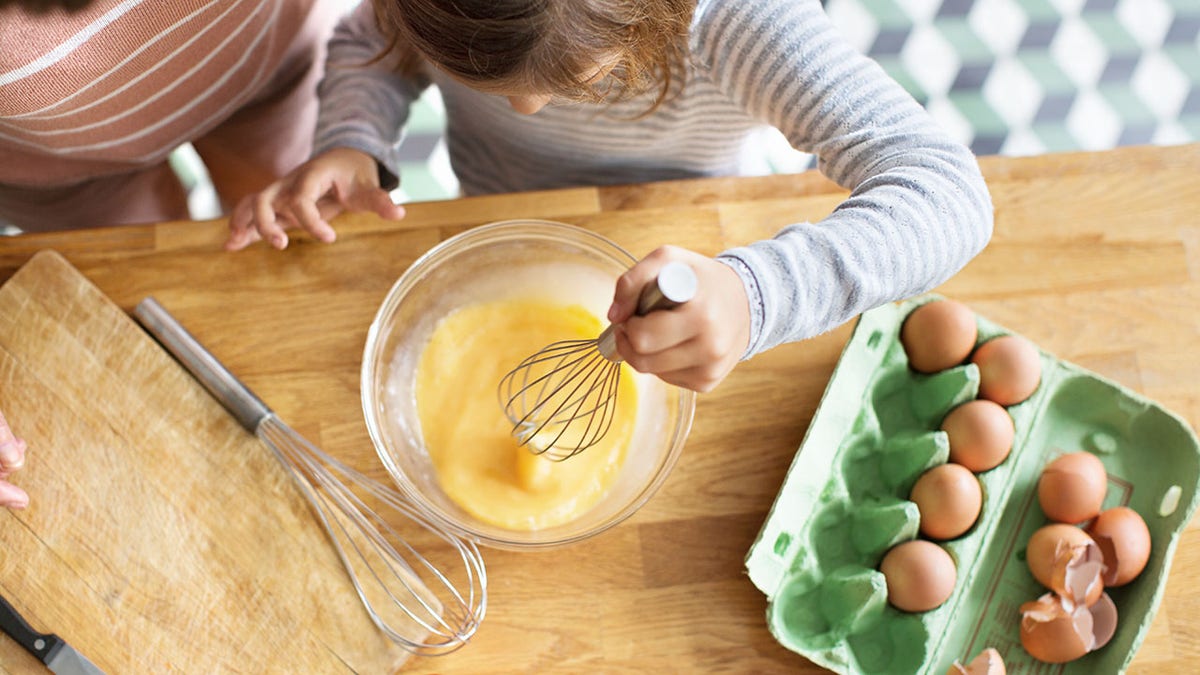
[{"xmin": 819, "ymin": 0, "xmax": 1200, "ymax": 159}]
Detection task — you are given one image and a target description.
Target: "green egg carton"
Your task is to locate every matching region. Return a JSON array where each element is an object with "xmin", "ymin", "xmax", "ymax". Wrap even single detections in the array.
[{"xmin": 745, "ymin": 295, "xmax": 1200, "ymax": 674}]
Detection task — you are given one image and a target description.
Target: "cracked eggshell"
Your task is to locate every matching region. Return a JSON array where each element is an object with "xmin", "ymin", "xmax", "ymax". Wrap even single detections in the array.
[
  {"xmin": 1026, "ymin": 524, "xmax": 1105, "ymax": 607},
  {"xmin": 946, "ymin": 647, "xmax": 1006, "ymax": 675},
  {"xmin": 1088, "ymin": 506, "xmax": 1152, "ymax": 587},
  {"xmin": 1038, "ymin": 452, "xmax": 1108, "ymax": 524},
  {"xmin": 1019, "ymin": 592, "xmax": 1118, "ymax": 664}
]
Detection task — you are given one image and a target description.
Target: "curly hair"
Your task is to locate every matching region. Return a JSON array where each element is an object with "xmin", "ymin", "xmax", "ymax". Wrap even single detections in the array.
[{"xmin": 372, "ymin": 0, "xmax": 695, "ymax": 113}]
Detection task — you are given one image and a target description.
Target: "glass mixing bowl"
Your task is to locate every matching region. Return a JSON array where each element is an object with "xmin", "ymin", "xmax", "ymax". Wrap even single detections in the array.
[{"xmin": 361, "ymin": 219, "xmax": 696, "ymax": 550}]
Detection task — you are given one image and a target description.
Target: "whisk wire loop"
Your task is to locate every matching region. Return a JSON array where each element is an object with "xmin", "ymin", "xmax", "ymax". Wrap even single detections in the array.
[
  {"xmin": 500, "ymin": 340, "xmax": 620, "ymax": 460},
  {"xmin": 133, "ymin": 298, "xmax": 486, "ymax": 657},
  {"xmin": 499, "ymin": 261, "xmax": 698, "ymax": 461},
  {"xmin": 259, "ymin": 417, "xmax": 486, "ymax": 654}
]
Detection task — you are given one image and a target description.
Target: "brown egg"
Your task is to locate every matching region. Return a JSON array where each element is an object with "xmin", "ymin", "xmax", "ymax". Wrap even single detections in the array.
[
  {"xmin": 910, "ymin": 463, "xmax": 983, "ymax": 540},
  {"xmin": 1088, "ymin": 506, "xmax": 1152, "ymax": 586},
  {"xmin": 1038, "ymin": 452, "xmax": 1108, "ymax": 524},
  {"xmin": 901, "ymin": 299, "xmax": 979, "ymax": 373},
  {"xmin": 941, "ymin": 400, "xmax": 1015, "ymax": 472},
  {"xmin": 947, "ymin": 647, "xmax": 1006, "ymax": 675},
  {"xmin": 1025, "ymin": 523, "xmax": 1105, "ymax": 607},
  {"xmin": 880, "ymin": 540, "xmax": 957, "ymax": 612},
  {"xmin": 1019, "ymin": 592, "xmax": 1117, "ymax": 663},
  {"xmin": 971, "ymin": 335, "xmax": 1042, "ymax": 405}
]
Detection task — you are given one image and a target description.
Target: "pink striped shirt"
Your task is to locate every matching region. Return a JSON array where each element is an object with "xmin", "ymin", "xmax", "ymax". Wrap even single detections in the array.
[{"xmin": 0, "ymin": 0, "xmax": 319, "ymax": 187}]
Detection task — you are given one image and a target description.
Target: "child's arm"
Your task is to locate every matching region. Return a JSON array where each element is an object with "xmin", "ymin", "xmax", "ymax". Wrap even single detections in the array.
[
  {"xmin": 614, "ymin": 0, "xmax": 988, "ymax": 389},
  {"xmin": 700, "ymin": 0, "xmax": 994, "ymax": 357},
  {"xmin": 226, "ymin": 3, "xmax": 426, "ymax": 250},
  {"xmin": 615, "ymin": 0, "xmax": 992, "ymax": 391},
  {"xmin": 310, "ymin": 2, "xmax": 430, "ymax": 190}
]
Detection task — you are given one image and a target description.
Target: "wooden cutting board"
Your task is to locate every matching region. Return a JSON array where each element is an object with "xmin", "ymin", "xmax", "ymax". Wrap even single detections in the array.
[{"xmin": 0, "ymin": 251, "xmax": 409, "ymax": 673}]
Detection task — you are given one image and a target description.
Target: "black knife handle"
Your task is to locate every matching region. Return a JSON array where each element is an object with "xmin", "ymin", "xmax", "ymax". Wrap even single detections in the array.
[{"xmin": 0, "ymin": 593, "xmax": 63, "ymax": 665}]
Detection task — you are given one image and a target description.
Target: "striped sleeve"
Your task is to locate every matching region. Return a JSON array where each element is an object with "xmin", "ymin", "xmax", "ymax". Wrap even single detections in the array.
[
  {"xmin": 694, "ymin": 0, "xmax": 994, "ymax": 357},
  {"xmin": 314, "ymin": 2, "xmax": 429, "ymax": 187}
]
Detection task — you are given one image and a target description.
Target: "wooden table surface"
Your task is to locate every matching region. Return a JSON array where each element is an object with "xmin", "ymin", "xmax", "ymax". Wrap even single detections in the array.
[{"xmin": 1, "ymin": 143, "xmax": 1198, "ymax": 673}]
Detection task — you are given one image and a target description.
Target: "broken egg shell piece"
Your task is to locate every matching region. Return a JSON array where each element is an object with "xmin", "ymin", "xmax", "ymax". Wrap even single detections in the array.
[
  {"xmin": 1026, "ymin": 524, "xmax": 1105, "ymax": 607},
  {"xmin": 1019, "ymin": 592, "xmax": 1118, "ymax": 663},
  {"xmin": 946, "ymin": 647, "xmax": 1006, "ymax": 675}
]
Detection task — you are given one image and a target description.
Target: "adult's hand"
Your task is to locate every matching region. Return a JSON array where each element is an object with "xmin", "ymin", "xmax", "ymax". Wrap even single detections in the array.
[{"xmin": 0, "ymin": 410, "xmax": 28, "ymax": 510}]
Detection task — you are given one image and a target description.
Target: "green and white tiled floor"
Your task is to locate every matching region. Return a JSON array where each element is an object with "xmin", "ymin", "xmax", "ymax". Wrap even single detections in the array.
[{"xmin": 828, "ymin": 0, "xmax": 1200, "ymax": 154}]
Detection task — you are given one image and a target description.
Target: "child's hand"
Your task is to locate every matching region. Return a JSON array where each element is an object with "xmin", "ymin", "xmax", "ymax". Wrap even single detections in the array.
[
  {"xmin": 609, "ymin": 246, "xmax": 750, "ymax": 393},
  {"xmin": 225, "ymin": 148, "xmax": 406, "ymax": 251},
  {"xmin": 0, "ymin": 410, "xmax": 28, "ymax": 510}
]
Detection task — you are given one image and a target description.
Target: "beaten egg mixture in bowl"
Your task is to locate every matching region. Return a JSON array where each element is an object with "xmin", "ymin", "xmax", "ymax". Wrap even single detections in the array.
[{"xmin": 362, "ymin": 220, "xmax": 695, "ymax": 549}]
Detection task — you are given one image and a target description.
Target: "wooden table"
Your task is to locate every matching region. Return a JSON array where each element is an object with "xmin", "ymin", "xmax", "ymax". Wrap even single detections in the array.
[{"xmin": 1, "ymin": 143, "xmax": 1198, "ymax": 673}]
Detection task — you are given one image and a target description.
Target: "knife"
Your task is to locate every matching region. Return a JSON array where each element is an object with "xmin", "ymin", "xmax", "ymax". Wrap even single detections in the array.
[{"xmin": 0, "ymin": 594, "xmax": 104, "ymax": 675}]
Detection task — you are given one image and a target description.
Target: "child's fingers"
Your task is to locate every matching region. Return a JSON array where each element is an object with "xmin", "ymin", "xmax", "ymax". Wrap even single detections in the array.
[
  {"xmin": 0, "ymin": 409, "xmax": 14, "ymax": 444},
  {"xmin": 0, "ymin": 480, "xmax": 29, "ymax": 510},
  {"xmin": 225, "ymin": 226, "xmax": 262, "ymax": 251},
  {"xmin": 649, "ymin": 363, "xmax": 727, "ymax": 393},
  {"xmin": 608, "ymin": 246, "xmax": 694, "ymax": 323},
  {"xmin": 288, "ymin": 172, "xmax": 338, "ymax": 243},
  {"xmin": 292, "ymin": 197, "xmax": 336, "ymax": 243},
  {"xmin": 617, "ymin": 329, "xmax": 737, "ymax": 392},
  {"xmin": 253, "ymin": 193, "xmax": 290, "ymax": 250},
  {"xmin": 616, "ymin": 329, "xmax": 701, "ymax": 374},
  {"xmin": 346, "ymin": 187, "xmax": 405, "ymax": 221},
  {"xmin": 620, "ymin": 311, "xmax": 697, "ymax": 356},
  {"xmin": 0, "ymin": 438, "xmax": 25, "ymax": 472},
  {"xmin": 225, "ymin": 199, "xmax": 263, "ymax": 251},
  {"xmin": 609, "ymin": 261, "xmax": 663, "ymax": 323},
  {"xmin": 0, "ymin": 431, "xmax": 28, "ymax": 509},
  {"xmin": 368, "ymin": 191, "xmax": 406, "ymax": 221}
]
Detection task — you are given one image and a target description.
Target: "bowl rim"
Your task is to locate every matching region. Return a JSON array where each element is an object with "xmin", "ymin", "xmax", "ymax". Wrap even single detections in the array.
[{"xmin": 360, "ymin": 219, "xmax": 696, "ymax": 550}]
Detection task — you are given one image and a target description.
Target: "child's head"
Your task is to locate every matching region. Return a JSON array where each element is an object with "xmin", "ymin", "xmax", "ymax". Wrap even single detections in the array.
[{"xmin": 374, "ymin": 0, "xmax": 694, "ymax": 112}]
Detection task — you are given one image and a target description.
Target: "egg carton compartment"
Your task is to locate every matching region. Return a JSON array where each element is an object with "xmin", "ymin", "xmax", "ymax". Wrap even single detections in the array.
[{"xmin": 745, "ymin": 296, "xmax": 1200, "ymax": 674}]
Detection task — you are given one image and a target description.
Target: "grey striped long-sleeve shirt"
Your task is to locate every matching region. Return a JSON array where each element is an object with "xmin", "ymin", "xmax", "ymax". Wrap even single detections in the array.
[{"xmin": 315, "ymin": 0, "xmax": 994, "ymax": 359}]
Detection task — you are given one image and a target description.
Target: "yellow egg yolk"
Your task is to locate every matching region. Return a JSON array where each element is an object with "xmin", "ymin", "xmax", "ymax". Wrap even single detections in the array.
[{"xmin": 414, "ymin": 299, "xmax": 637, "ymax": 531}]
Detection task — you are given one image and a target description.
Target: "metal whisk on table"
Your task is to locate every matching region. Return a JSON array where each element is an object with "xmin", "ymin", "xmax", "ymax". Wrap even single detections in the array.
[
  {"xmin": 498, "ymin": 261, "xmax": 698, "ymax": 461},
  {"xmin": 134, "ymin": 298, "xmax": 485, "ymax": 656}
]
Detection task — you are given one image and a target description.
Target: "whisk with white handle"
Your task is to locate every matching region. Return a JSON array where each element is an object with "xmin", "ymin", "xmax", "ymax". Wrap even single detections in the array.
[
  {"xmin": 498, "ymin": 261, "xmax": 698, "ymax": 461},
  {"xmin": 134, "ymin": 298, "xmax": 485, "ymax": 656}
]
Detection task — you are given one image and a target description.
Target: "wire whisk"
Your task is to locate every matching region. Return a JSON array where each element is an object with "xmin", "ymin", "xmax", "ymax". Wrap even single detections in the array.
[
  {"xmin": 499, "ymin": 261, "xmax": 698, "ymax": 461},
  {"xmin": 135, "ymin": 298, "xmax": 486, "ymax": 656}
]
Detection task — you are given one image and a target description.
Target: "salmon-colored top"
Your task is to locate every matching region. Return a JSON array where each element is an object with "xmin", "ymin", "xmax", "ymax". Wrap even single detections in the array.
[{"xmin": 0, "ymin": 0, "xmax": 317, "ymax": 187}]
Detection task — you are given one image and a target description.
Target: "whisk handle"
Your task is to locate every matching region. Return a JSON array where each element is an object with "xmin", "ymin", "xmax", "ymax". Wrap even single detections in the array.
[
  {"xmin": 634, "ymin": 261, "xmax": 698, "ymax": 315},
  {"xmin": 597, "ymin": 261, "xmax": 698, "ymax": 360},
  {"xmin": 133, "ymin": 297, "xmax": 272, "ymax": 433}
]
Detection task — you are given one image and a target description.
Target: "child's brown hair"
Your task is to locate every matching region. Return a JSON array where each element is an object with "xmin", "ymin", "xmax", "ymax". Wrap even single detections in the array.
[{"xmin": 373, "ymin": 0, "xmax": 695, "ymax": 113}]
